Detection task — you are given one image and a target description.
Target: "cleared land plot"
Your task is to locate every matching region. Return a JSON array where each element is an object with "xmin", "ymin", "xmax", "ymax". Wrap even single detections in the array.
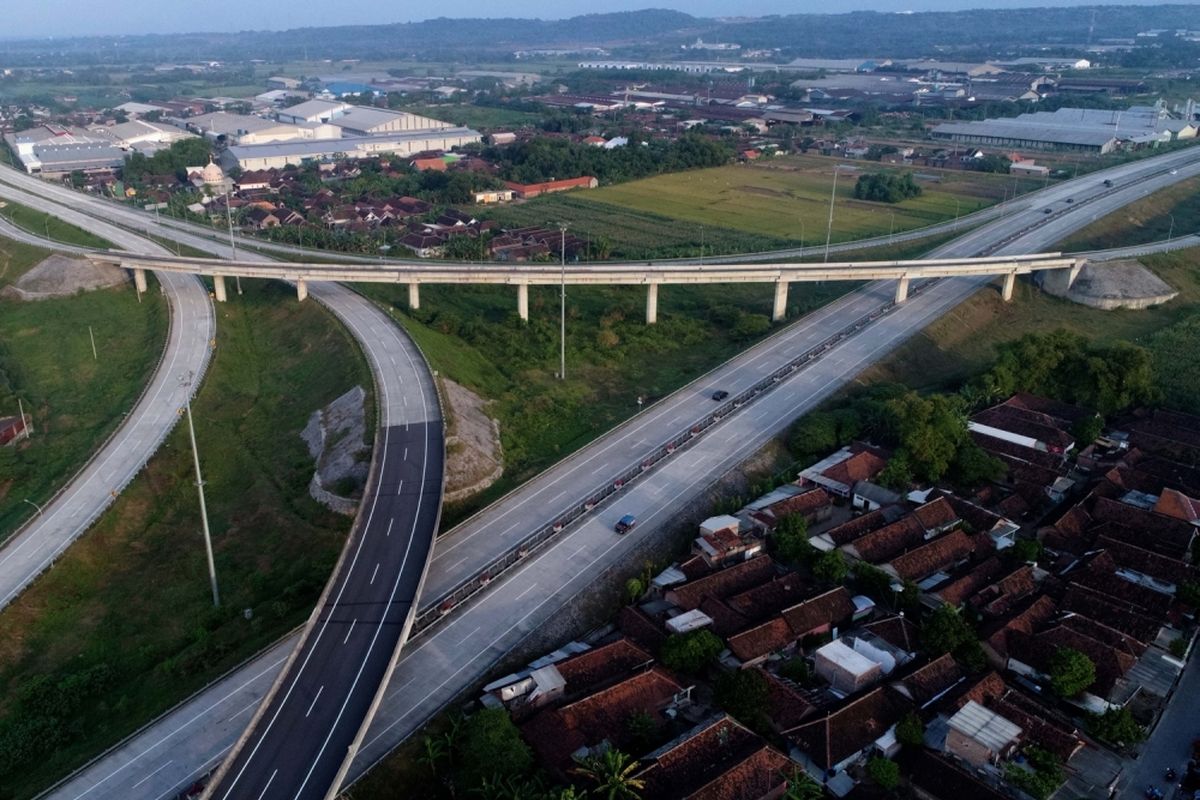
[
  {"xmin": 0, "ymin": 239, "xmax": 166, "ymax": 539},
  {"xmin": 0, "ymin": 278, "xmax": 372, "ymax": 798},
  {"xmin": 396, "ymin": 102, "xmax": 543, "ymax": 130},
  {"xmin": 1058, "ymin": 175, "xmax": 1200, "ymax": 252}
]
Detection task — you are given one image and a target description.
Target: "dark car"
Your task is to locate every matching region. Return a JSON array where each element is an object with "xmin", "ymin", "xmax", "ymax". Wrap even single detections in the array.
[
  {"xmin": 1065, "ymin": 198, "xmax": 1074, "ymax": 204},
  {"xmin": 1043, "ymin": 208, "xmax": 1053, "ymax": 214},
  {"xmin": 615, "ymin": 514, "xmax": 637, "ymax": 534},
  {"xmin": 711, "ymin": 390, "xmax": 730, "ymax": 401}
]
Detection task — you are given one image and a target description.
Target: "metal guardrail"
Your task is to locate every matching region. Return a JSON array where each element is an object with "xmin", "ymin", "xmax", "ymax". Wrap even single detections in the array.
[{"xmin": 409, "ymin": 277, "xmax": 933, "ymax": 635}]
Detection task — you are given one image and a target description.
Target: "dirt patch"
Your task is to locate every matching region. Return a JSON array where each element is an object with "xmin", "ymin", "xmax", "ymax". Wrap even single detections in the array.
[
  {"xmin": 442, "ymin": 378, "xmax": 503, "ymax": 503},
  {"xmin": 2, "ymin": 254, "xmax": 127, "ymax": 300}
]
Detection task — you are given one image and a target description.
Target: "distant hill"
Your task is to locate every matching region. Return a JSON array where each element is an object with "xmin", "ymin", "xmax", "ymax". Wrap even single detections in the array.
[{"xmin": 4, "ymin": 5, "xmax": 1200, "ymax": 66}]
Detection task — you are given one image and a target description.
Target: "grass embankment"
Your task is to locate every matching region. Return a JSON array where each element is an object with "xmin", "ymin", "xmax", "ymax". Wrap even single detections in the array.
[
  {"xmin": 0, "ymin": 278, "xmax": 373, "ymax": 798},
  {"xmin": 857, "ymin": 246, "xmax": 1200, "ymax": 397},
  {"xmin": 358, "ymin": 279, "xmax": 855, "ymax": 526},
  {"xmin": 0, "ymin": 200, "xmax": 113, "ymax": 249},
  {"xmin": 0, "ymin": 237, "xmax": 166, "ymax": 539},
  {"xmin": 484, "ymin": 157, "xmax": 1040, "ymax": 259},
  {"xmin": 1057, "ymin": 176, "xmax": 1200, "ymax": 252}
]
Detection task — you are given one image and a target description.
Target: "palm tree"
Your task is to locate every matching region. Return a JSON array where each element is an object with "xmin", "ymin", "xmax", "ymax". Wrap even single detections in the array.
[
  {"xmin": 782, "ymin": 769, "xmax": 824, "ymax": 800},
  {"xmin": 571, "ymin": 749, "xmax": 644, "ymax": 800}
]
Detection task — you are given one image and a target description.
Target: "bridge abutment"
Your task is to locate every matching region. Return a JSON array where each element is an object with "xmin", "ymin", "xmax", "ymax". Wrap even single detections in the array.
[
  {"xmin": 646, "ymin": 282, "xmax": 659, "ymax": 324},
  {"xmin": 213, "ymin": 275, "xmax": 227, "ymax": 303},
  {"xmin": 773, "ymin": 280, "xmax": 789, "ymax": 322},
  {"xmin": 296, "ymin": 279, "xmax": 308, "ymax": 302},
  {"xmin": 517, "ymin": 282, "xmax": 529, "ymax": 321},
  {"xmin": 895, "ymin": 276, "xmax": 910, "ymax": 304},
  {"xmin": 408, "ymin": 282, "xmax": 420, "ymax": 310},
  {"xmin": 132, "ymin": 267, "xmax": 148, "ymax": 295}
]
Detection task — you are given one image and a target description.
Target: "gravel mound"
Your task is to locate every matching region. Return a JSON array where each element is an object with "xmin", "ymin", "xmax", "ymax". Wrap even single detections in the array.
[{"xmin": 5, "ymin": 254, "xmax": 127, "ymax": 300}]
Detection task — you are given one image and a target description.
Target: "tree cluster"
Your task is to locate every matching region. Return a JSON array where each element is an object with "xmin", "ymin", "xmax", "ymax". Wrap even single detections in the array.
[
  {"xmin": 971, "ymin": 330, "xmax": 1155, "ymax": 416},
  {"xmin": 853, "ymin": 172, "xmax": 922, "ymax": 203},
  {"xmin": 122, "ymin": 137, "xmax": 213, "ymax": 185},
  {"xmin": 659, "ymin": 629, "xmax": 723, "ymax": 674},
  {"xmin": 483, "ymin": 132, "xmax": 732, "ymax": 186},
  {"xmin": 921, "ymin": 603, "xmax": 985, "ymax": 671}
]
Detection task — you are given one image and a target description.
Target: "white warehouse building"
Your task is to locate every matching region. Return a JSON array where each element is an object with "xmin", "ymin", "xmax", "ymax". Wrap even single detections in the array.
[{"xmin": 223, "ymin": 127, "xmax": 481, "ymax": 171}]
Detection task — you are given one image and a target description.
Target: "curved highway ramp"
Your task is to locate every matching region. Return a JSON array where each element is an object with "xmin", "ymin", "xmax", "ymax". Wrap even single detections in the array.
[{"xmin": 203, "ymin": 360, "xmax": 444, "ymax": 799}]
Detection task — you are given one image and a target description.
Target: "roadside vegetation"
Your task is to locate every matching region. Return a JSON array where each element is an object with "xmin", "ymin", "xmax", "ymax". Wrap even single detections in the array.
[
  {"xmin": 0, "ymin": 199, "xmax": 113, "ymax": 249},
  {"xmin": 1057, "ymin": 175, "xmax": 1200, "ymax": 252},
  {"xmin": 0, "ymin": 236, "xmax": 166, "ymax": 539},
  {"xmin": 857, "ymin": 246, "xmax": 1200, "ymax": 401},
  {"xmin": 0, "ymin": 278, "xmax": 372, "ymax": 798}
]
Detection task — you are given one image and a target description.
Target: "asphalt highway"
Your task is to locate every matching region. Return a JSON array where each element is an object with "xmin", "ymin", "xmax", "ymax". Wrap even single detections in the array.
[
  {"xmin": 0, "ymin": 185, "xmax": 215, "ymax": 612},
  {"xmin": 0, "ymin": 169, "xmax": 448, "ymax": 800},
  {"xmin": 30, "ymin": 143, "xmax": 1200, "ymax": 800}
]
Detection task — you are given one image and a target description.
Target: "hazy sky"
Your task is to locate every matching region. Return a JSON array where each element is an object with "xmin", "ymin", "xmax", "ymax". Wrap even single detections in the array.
[{"xmin": 4, "ymin": 0, "xmax": 1184, "ymax": 39}]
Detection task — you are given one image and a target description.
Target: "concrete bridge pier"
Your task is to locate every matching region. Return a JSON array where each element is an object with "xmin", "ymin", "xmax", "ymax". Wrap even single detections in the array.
[
  {"xmin": 296, "ymin": 279, "xmax": 308, "ymax": 302},
  {"xmin": 646, "ymin": 281, "xmax": 659, "ymax": 325},
  {"xmin": 1067, "ymin": 261, "xmax": 1084, "ymax": 288},
  {"xmin": 1001, "ymin": 271, "xmax": 1016, "ymax": 302},
  {"xmin": 517, "ymin": 282, "xmax": 529, "ymax": 321},
  {"xmin": 772, "ymin": 280, "xmax": 789, "ymax": 322},
  {"xmin": 408, "ymin": 282, "xmax": 420, "ymax": 310},
  {"xmin": 132, "ymin": 267, "xmax": 148, "ymax": 294},
  {"xmin": 894, "ymin": 276, "xmax": 910, "ymax": 304},
  {"xmin": 213, "ymin": 275, "xmax": 227, "ymax": 303}
]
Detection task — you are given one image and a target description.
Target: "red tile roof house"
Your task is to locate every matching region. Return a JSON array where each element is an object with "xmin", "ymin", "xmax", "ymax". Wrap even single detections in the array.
[
  {"xmin": 748, "ymin": 488, "xmax": 834, "ymax": 532},
  {"xmin": 521, "ymin": 667, "xmax": 689, "ymax": 776},
  {"xmin": 665, "ymin": 555, "xmax": 778, "ymax": 612},
  {"xmin": 882, "ymin": 528, "xmax": 985, "ymax": 585},
  {"xmin": 693, "ymin": 515, "xmax": 764, "ymax": 568},
  {"xmin": 504, "ymin": 176, "xmax": 599, "ymax": 199},
  {"xmin": 799, "ymin": 446, "xmax": 889, "ymax": 498},
  {"xmin": 0, "ymin": 416, "xmax": 27, "ymax": 447},
  {"xmin": 726, "ymin": 587, "xmax": 857, "ymax": 667},
  {"xmin": 970, "ymin": 403, "xmax": 1076, "ymax": 455},
  {"xmin": 784, "ymin": 686, "xmax": 911, "ymax": 782},
  {"xmin": 634, "ymin": 714, "xmax": 792, "ymax": 800}
]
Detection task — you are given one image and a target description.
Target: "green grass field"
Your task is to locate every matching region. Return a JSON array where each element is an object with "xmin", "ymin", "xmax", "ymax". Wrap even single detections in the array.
[
  {"xmin": 0, "ymin": 237, "xmax": 167, "ymax": 540},
  {"xmin": 397, "ymin": 102, "xmax": 543, "ymax": 130},
  {"xmin": 1057, "ymin": 176, "xmax": 1200, "ymax": 252},
  {"xmin": 484, "ymin": 157, "xmax": 1040, "ymax": 259},
  {"xmin": 0, "ymin": 278, "xmax": 373, "ymax": 798},
  {"xmin": 0, "ymin": 200, "xmax": 113, "ymax": 250},
  {"xmin": 858, "ymin": 246, "xmax": 1200, "ymax": 393}
]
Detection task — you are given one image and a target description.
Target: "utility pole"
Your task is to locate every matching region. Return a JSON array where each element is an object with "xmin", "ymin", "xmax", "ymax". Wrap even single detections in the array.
[
  {"xmin": 1168, "ymin": 213, "xmax": 1175, "ymax": 243},
  {"xmin": 225, "ymin": 190, "xmax": 241, "ymax": 295},
  {"xmin": 88, "ymin": 325, "xmax": 97, "ymax": 361},
  {"xmin": 823, "ymin": 165, "xmax": 840, "ymax": 263},
  {"xmin": 17, "ymin": 397, "xmax": 30, "ymax": 440},
  {"xmin": 699, "ymin": 224, "xmax": 705, "ymax": 265},
  {"xmin": 559, "ymin": 224, "xmax": 567, "ymax": 381},
  {"xmin": 181, "ymin": 373, "xmax": 219, "ymax": 607}
]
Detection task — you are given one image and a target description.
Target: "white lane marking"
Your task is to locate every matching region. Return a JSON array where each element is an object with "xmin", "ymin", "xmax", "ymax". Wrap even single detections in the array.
[
  {"xmin": 514, "ymin": 583, "xmax": 539, "ymax": 602},
  {"xmin": 398, "ymin": 479, "xmax": 404, "ymax": 495},
  {"xmin": 343, "ymin": 619, "xmax": 357, "ymax": 645},
  {"xmin": 304, "ymin": 685, "xmax": 324, "ymax": 718},
  {"xmin": 131, "ymin": 760, "xmax": 174, "ymax": 790},
  {"xmin": 403, "ymin": 447, "xmax": 408, "ymax": 460},
  {"xmin": 386, "ymin": 518, "xmax": 394, "ymax": 537},
  {"xmin": 456, "ymin": 625, "xmax": 482, "ymax": 646},
  {"xmin": 229, "ymin": 697, "xmax": 261, "ymax": 721},
  {"xmin": 370, "ymin": 563, "xmax": 380, "ymax": 585},
  {"xmin": 256, "ymin": 769, "xmax": 278, "ymax": 800}
]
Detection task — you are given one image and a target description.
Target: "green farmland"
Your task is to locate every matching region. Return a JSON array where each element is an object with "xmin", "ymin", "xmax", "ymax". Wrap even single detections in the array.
[{"xmin": 485, "ymin": 156, "xmax": 1042, "ymax": 259}]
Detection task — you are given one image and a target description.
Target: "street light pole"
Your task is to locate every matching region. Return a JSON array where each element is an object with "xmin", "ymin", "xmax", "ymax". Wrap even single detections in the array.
[
  {"xmin": 23, "ymin": 498, "xmax": 43, "ymax": 516},
  {"xmin": 182, "ymin": 373, "xmax": 220, "ymax": 607},
  {"xmin": 559, "ymin": 224, "xmax": 567, "ymax": 382},
  {"xmin": 1168, "ymin": 213, "xmax": 1176, "ymax": 243},
  {"xmin": 823, "ymin": 165, "xmax": 840, "ymax": 263}
]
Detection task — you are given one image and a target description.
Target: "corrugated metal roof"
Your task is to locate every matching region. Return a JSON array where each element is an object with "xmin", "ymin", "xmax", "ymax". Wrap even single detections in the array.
[{"xmin": 947, "ymin": 700, "xmax": 1022, "ymax": 752}]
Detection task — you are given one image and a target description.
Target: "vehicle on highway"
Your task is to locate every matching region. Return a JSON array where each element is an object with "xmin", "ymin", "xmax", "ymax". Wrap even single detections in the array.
[
  {"xmin": 1103, "ymin": 179, "xmax": 1114, "ymax": 187},
  {"xmin": 1043, "ymin": 208, "xmax": 1053, "ymax": 214},
  {"xmin": 615, "ymin": 514, "xmax": 637, "ymax": 534},
  {"xmin": 711, "ymin": 389, "xmax": 730, "ymax": 401},
  {"xmin": 1064, "ymin": 198, "xmax": 1074, "ymax": 204},
  {"xmin": 1171, "ymin": 170, "xmax": 1179, "ymax": 175}
]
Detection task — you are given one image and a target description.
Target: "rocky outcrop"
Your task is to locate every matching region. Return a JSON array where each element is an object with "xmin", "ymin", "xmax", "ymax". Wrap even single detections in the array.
[{"xmin": 301, "ymin": 386, "xmax": 369, "ymax": 516}]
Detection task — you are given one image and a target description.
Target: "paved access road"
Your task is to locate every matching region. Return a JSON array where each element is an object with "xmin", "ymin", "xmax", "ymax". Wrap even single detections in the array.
[
  {"xmin": 35, "ymin": 144, "xmax": 1200, "ymax": 800},
  {"xmin": 0, "ymin": 183, "xmax": 215, "ymax": 612}
]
